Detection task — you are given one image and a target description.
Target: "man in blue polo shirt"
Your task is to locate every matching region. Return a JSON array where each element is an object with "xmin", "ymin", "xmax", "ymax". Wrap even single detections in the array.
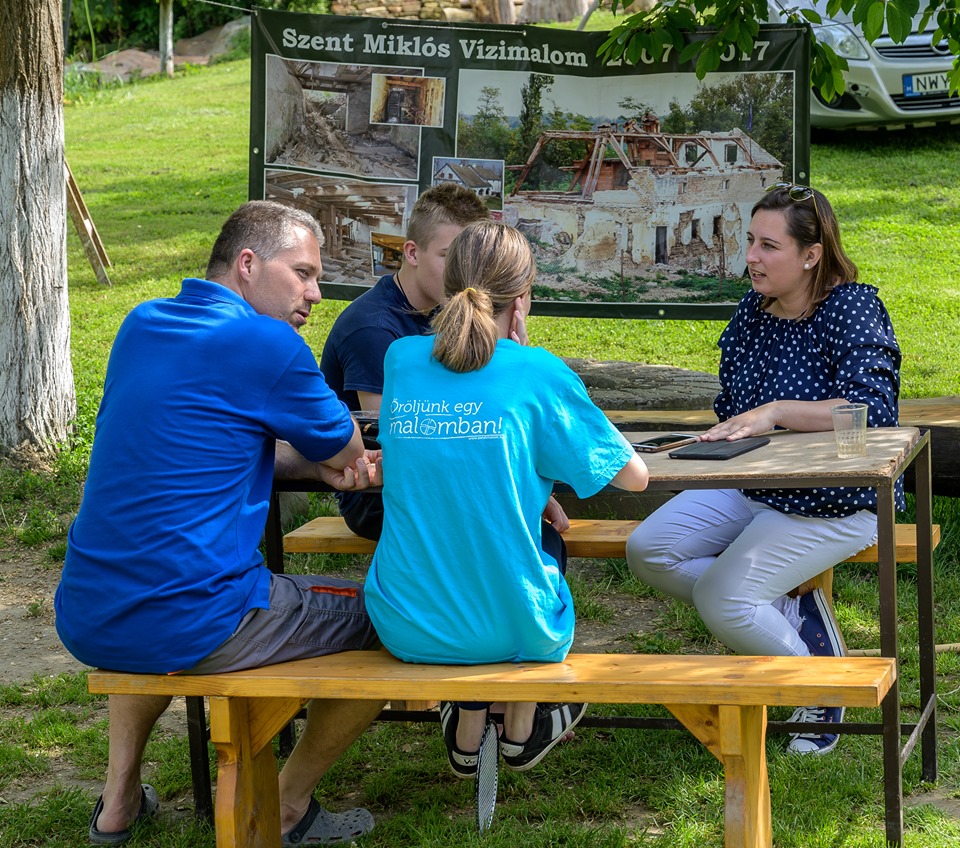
[{"xmin": 56, "ymin": 201, "xmax": 383, "ymax": 846}]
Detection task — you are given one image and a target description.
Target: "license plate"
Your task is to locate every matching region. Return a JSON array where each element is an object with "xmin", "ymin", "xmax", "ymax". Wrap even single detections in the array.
[{"xmin": 903, "ymin": 72, "xmax": 951, "ymax": 97}]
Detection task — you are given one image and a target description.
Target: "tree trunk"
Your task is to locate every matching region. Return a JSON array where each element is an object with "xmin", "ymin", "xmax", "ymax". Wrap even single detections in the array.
[
  {"xmin": 159, "ymin": 0, "xmax": 174, "ymax": 78},
  {"xmin": 0, "ymin": 0, "xmax": 76, "ymax": 454},
  {"xmin": 518, "ymin": 0, "xmax": 590, "ymax": 24},
  {"xmin": 474, "ymin": 0, "xmax": 516, "ymax": 23}
]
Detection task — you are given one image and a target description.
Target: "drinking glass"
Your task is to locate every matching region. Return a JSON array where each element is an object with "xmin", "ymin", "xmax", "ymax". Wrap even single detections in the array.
[{"xmin": 831, "ymin": 403, "xmax": 868, "ymax": 458}]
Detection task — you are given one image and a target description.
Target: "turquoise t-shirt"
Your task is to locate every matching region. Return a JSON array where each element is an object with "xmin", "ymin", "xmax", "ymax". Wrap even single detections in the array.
[{"xmin": 365, "ymin": 336, "xmax": 634, "ymax": 664}]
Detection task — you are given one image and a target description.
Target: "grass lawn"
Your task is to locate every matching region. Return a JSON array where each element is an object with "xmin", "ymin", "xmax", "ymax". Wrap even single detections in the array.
[{"xmin": 1, "ymin": 23, "xmax": 959, "ymax": 848}]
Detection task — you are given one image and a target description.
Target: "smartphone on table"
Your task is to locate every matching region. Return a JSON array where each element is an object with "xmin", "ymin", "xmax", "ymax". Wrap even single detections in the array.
[{"xmin": 631, "ymin": 434, "xmax": 699, "ymax": 453}]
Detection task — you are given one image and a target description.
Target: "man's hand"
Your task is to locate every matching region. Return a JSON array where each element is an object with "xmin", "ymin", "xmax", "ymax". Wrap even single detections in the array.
[
  {"xmin": 316, "ymin": 451, "xmax": 383, "ymax": 491},
  {"xmin": 542, "ymin": 495, "xmax": 570, "ymax": 533}
]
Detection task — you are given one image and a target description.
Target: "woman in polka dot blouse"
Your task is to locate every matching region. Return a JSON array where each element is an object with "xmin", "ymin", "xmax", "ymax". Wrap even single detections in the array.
[{"xmin": 626, "ymin": 184, "xmax": 901, "ymax": 756}]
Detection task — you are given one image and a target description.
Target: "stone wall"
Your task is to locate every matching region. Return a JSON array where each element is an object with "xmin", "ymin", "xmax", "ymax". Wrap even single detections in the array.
[{"xmin": 330, "ymin": 1, "xmax": 480, "ymax": 21}]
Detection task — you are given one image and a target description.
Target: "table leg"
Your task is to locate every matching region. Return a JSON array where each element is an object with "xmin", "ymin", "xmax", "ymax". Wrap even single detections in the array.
[
  {"xmin": 208, "ymin": 696, "xmax": 305, "ymax": 848},
  {"xmin": 914, "ymin": 437, "xmax": 938, "ymax": 782},
  {"xmin": 667, "ymin": 703, "xmax": 772, "ymax": 848},
  {"xmin": 876, "ymin": 486, "xmax": 904, "ymax": 846}
]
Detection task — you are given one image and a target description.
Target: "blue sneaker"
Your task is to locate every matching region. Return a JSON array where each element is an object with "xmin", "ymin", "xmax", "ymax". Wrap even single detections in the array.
[
  {"xmin": 789, "ymin": 589, "xmax": 846, "ymax": 755},
  {"xmin": 798, "ymin": 588, "xmax": 845, "ymax": 657},
  {"xmin": 786, "ymin": 705, "xmax": 844, "ymax": 755}
]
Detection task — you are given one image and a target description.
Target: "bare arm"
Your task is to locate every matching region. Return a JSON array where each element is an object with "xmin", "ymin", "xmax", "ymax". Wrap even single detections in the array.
[
  {"xmin": 701, "ymin": 398, "xmax": 847, "ymax": 441},
  {"xmin": 357, "ymin": 391, "xmax": 382, "ymax": 414},
  {"xmin": 609, "ymin": 454, "xmax": 649, "ymax": 491},
  {"xmin": 274, "ymin": 432, "xmax": 382, "ymax": 490}
]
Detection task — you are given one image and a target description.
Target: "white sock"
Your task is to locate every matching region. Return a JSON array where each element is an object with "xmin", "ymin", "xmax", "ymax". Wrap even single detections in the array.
[{"xmin": 773, "ymin": 594, "xmax": 804, "ymax": 631}]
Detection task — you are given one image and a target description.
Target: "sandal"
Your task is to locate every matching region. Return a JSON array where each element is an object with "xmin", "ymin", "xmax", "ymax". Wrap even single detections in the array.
[
  {"xmin": 89, "ymin": 784, "xmax": 159, "ymax": 845},
  {"xmin": 282, "ymin": 796, "xmax": 375, "ymax": 845}
]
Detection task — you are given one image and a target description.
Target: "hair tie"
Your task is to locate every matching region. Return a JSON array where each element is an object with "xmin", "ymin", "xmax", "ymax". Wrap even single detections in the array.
[{"xmin": 464, "ymin": 287, "xmax": 476, "ymax": 294}]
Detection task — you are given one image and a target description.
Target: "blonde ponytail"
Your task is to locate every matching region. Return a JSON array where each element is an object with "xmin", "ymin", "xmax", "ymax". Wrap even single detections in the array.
[
  {"xmin": 430, "ymin": 221, "xmax": 536, "ymax": 373},
  {"xmin": 431, "ymin": 287, "xmax": 498, "ymax": 372}
]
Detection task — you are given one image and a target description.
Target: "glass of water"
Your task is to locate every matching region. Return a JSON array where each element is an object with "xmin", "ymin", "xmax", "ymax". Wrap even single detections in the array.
[{"xmin": 831, "ymin": 403, "xmax": 868, "ymax": 458}]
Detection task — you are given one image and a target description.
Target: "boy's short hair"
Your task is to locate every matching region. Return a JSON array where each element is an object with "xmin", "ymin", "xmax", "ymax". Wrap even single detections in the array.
[{"xmin": 406, "ymin": 183, "xmax": 490, "ymax": 249}]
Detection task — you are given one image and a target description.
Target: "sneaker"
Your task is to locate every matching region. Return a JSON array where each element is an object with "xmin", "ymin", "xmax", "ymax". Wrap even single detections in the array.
[
  {"xmin": 786, "ymin": 705, "xmax": 845, "ymax": 755},
  {"xmin": 499, "ymin": 702, "xmax": 587, "ymax": 772},
  {"xmin": 791, "ymin": 590, "xmax": 846, "ymax": 754},
  {"xmin": 798, "ymin": 588, "xmax": 845, "ymax": 657},
  {"xmin": 439, "ymin": 701, "xmax": 480, "ymax": 779}
]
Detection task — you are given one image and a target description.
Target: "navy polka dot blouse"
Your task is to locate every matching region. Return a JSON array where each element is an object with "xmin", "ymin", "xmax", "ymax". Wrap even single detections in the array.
[{"xmin": 715, "ymin": 283, "xmax": 903, "ymax": 517}]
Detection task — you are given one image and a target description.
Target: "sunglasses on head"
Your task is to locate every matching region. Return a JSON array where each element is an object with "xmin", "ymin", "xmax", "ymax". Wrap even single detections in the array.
[
  {"xmin": 766, "ymin": 181, "xmax": 822, "ymax": 234},
  {"xmin": 767, "ymin": 181, "xmax": 815, "ymax": 201}
]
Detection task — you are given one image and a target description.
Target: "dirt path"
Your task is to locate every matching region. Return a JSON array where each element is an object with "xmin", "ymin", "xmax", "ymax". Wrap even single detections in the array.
[{"xmin": 0, "ymin": 544, "xmax": 83, "ymax": 685}]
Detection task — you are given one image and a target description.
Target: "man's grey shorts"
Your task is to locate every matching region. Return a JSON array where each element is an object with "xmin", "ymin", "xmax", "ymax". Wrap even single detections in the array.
[{"xmin": 184, "ymin": 573, "xmax": 380, "ymax": 675}]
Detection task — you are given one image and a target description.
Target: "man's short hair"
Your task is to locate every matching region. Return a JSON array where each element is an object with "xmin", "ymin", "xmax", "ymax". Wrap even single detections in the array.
[
  {"xmin": 206, "ymin": 200, "xmax": 324, "ymax": 281},
  {"xmin": 406, "ymin": 183, "xmax": 490, "ymax": 249}
]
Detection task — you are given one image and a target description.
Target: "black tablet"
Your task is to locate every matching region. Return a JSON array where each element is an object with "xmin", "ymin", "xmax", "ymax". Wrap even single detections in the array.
[{"xmin": 668, "ymin": 437, "xmax": 770, "ymax": 460}]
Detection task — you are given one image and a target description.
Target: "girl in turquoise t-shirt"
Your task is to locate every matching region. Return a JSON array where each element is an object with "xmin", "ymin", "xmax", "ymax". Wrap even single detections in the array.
[{"xmin": 365, "ymin": 221, "xmax": 649, "ymax": 778}]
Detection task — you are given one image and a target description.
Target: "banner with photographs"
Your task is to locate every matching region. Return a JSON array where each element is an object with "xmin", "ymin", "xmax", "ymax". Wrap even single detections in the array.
[{"xmin": 249, "ymin": 11, "xmax": 810, "ymax": 319}]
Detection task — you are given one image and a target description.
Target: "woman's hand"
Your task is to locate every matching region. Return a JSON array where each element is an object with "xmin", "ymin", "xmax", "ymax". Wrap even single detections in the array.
[
  {"xmin": 701, "ymin": 404, "xmax": 780, "ymax": 441},
  {"xmin": 703, "ymin": 398, "xmax": 850, "ymax": 441}
]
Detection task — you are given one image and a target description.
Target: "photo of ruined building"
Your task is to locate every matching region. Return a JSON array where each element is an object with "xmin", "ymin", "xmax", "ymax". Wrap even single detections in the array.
[
  {"xmin": 369, "ymin": 73, "xmax": 446, "ymax": 128},
  {"xmin": 263, "ymin": 169, "xmax": 417, "ymax": 284},
  {"xmin": 265, "ymin": 57, "xmax": 421, "ymax": 180},
  {"xmin": 505, "ymin": 113, "xmax": 783, "ymax": 283}
]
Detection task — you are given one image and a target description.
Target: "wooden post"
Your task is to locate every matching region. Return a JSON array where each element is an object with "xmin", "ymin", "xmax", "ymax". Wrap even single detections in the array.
[{"xmin": 65, "ymin": 161, "xmax": 111, "ymax": 285}]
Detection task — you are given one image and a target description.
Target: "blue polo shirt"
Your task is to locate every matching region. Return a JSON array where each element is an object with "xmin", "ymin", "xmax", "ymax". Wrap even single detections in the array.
[{"xmin": 55, "ymin": 279, "xmax": 354, "ymax": 673}]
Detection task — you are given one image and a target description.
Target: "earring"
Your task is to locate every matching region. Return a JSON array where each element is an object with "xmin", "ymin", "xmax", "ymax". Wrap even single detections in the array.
[{"xmin": 803, "ymin": 263, "xmax": 809, "ymax": 269}]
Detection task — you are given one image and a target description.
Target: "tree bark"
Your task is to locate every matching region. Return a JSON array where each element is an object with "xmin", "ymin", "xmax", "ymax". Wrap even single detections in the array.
[
  {"xmin": 159, "ymin": 0, "xmax": 174, "ymax": 78},
  {"xmin": 0, "ymin": 0, "xmax": 76, "ymax": 454},
  {"xmin": 518, "ymin": 0, "xmax": 590, "ymax": 24}
]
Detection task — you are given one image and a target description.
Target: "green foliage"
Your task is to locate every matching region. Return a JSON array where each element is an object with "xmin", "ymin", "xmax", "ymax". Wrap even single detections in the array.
[
  {"xmin": 600, "ymin": 0, "xmax": 960, "ymax": 99},
  {"xmin": 543, "ymin": 105, "xmax": 594, "ymax": 172},
  {"xmin": 511, "ymin": 73, "xmax": 556, "ymax": 184},
  {"xmin": 66, "ymin": 2, "xmax": 329, "ymax": 61},
  {"xmin": 457, "ymin": 85, "xmax": 513, "ymax": 161},
  {"xmin": 661, "ymin": 72, "xmax": 795, "ymax": 174},
  {"xmin": 67, "ymin": 0, "xmax": 236, "ymax": 60}
]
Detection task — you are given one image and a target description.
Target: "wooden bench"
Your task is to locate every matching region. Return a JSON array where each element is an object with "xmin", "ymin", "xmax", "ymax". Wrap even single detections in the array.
[
  {"xmin": 284, "ymin": 516, "xmax": 641, "ymax": 558},
  {"xmin": 284, "ymin": 515, "xmax": 940, "ymax": 570},
  {"xmin": 285, "ymin": 517, "xmax": 939, "ymax": 662},
  {"xmin": 89, "ymin": 649, "xmax": 896, "ymax": 848},
  {"xmin": 286, "ymin": 515, "xmax": 940, "ymax": 655}
]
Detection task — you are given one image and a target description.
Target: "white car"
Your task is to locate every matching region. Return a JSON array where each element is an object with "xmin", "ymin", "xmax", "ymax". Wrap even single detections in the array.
[{"xmin": 774, "ymin": 2, "xmax": 960, "ymax": 129}]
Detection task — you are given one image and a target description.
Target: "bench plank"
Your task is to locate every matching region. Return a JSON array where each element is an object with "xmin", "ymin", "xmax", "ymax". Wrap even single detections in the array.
[
  {"xmin": 88, "ymin": 651, "xmax": 894, "ymax": 709},
  {"xmin": 283, "ymin": 516, "xmax": 939, "ymax": 563}
]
